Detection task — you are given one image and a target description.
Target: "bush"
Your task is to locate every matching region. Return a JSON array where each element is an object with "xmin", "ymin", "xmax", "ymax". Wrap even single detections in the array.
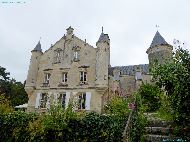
[
  {"xmin": 130, "ymin": 92, "xmax": 147, "ymax": 142},
  {"xmin": 0, "ymin": 94, "xmax": 13, "ymax": 114},
  {"xmin": 138, "ymin": 83, "xmax": 162, "ymax": 112},
  {"xmin": 105, "ymin": 96, "xmax": 130, "ymax": 117},
  {"xmin": 0, "ymin": 104, "xmax": 126, "ymax": 142}
]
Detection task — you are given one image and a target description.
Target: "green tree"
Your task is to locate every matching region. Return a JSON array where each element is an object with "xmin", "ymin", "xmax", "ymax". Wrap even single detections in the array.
[
  {"xmin": 153, "ymin": 48, "xmax": 190, "ymax": 134},
  {"xmin": 0, "ymin": 66, "xmax": 28, "ymax": 106}
]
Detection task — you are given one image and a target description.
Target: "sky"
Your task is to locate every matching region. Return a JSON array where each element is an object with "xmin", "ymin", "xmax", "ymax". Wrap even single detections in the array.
[{"xmin": 0, "ymin": 0, "xmax": 190, "ymax": 82}]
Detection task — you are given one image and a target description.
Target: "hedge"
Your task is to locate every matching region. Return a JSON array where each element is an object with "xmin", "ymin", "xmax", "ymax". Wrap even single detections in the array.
[{"xmin": 0, "ymin": 111, "xmax": 126, "ymax": 142}]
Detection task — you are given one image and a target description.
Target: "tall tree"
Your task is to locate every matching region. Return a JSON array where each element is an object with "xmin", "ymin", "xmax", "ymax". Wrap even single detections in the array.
[
  {"xmin": 0, "ymin": 66, "xmax": 28, "ymax": 106},
  {"xmin": 153, "ymin": 48, "xmax": 190, "ymax": 127}
]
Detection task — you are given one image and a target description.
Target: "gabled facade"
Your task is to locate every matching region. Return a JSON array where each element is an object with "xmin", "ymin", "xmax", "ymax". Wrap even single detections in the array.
[
  {"xmin": 25, "ymin": 27, "xmax": 110, "ymax": 113},
  {"xmin": 25, "ymin": 28, "xmax": 172, "ymax": 113}
]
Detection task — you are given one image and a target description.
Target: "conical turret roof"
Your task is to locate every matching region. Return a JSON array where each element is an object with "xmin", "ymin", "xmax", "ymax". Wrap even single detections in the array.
[
  {"xmin": 32, "ymin": 41, "xmax": 42, "ymax": 52},
  {"xmin": 150, "ymin": 31, "xmax": 168, "ymax": 47},
  {"xmin": 97, "ymin": 27, "xmax": 110, "ymax": 43}
]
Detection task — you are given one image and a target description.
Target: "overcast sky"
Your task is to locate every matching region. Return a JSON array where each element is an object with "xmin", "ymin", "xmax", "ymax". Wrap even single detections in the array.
[{"xmin": 0, "ymin": 0, "xmax": 190, "ymax": 82}]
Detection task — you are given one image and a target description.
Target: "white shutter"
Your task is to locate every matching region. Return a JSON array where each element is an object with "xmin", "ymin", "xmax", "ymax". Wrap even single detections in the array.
[
  {"xmin": 35, "ymin": 93, "xmax": 41, "ymax": 109},
  {"xmin": 72, "ymin": 92, "xmax": 78, "ymax": 111},
  {"xmin": 85, "ymin": 92, "xmax": 91, "ymax": 110},
  {"xmin": 65, "ymin": 92, "xmax": 71, "ymax": 109},
  {"xmin": 54, "ymin": 93, "xmax": 58, "ymax": 105},
  {"xmin": 46, "ymin": 93, "xmax": 51, "ymax": 109}
]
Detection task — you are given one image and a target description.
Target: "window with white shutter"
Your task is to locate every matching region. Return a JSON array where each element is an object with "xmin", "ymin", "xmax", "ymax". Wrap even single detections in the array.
[
  {"xmin": 58, "ymin": 93, "xmax": 66, "ymax": 108},
  {"xmin": 78, "ymin": 93, "xmax": 86, "ymax": 110}
]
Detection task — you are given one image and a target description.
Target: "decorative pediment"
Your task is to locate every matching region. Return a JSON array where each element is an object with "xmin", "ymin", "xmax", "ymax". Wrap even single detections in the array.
[
  {"xmin": 72, "ymin": 45, "xmax": 81, "ymax": 51},
  {"xmin": 54, "ymin": 48, "xmax": 63, "ymax": 52}
]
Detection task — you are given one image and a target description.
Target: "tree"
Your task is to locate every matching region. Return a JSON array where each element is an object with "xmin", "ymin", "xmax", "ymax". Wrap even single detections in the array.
[
  {"xmin": 0, "ymin": 66, "xmax": 28, "ymax": 106},
  {"xmin": 153, "ymin": 48, "xmax": 190, "ymax": 127},
  {"xmin": 0, "ymin": 66, "xmax": 10, "ymax": 81}
]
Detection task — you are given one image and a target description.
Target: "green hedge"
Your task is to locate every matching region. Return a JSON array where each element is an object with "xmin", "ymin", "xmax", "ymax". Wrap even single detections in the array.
[{"xmin": 0, "ymin": 111, "xmax": 126, "ymax": 142}]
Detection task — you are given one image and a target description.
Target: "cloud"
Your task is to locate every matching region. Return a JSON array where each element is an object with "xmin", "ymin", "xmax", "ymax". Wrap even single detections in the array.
[{"xmin": 0, "ymin": 0, "xmax": 190, "ymax": 82}]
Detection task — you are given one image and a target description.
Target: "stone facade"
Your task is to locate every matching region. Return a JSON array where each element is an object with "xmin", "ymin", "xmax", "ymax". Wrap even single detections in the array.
[{"xmin": 25, "ymin": 27, "xmax": 172, "ymax": 113}]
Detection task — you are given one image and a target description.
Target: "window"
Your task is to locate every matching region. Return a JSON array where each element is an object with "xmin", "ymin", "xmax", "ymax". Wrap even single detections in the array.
[
  {"xmin": 55, "ymin": 52, "xmax": 61, "ymax": 62},
  {"xmin": 44, "ymin": 73, "xmax": 51, "ymax": 84},
  {"xmin": 58, "ymin": 93, "xmax": 66, "ymax": 108},
  {"xmin": 80, "ymin": 72, "xmax": 87, "ymax": 82},
  {"xmin": 78, "ymin": 93, "xmax": 86, "ymax": 110},
  {"xmin": 54, "ymin": 49, "xmax": 62, "ymax": 63},
  {"xmin": 62, "ymin": 73, "xmax": 68, "ymax": 83},
  {"xmin": 73, "ymin": 51, "xmax": 79, "ymax": 61},
  {"xmin": 40, "ymin": 93, "xmax": 47, "ymax": 108}
]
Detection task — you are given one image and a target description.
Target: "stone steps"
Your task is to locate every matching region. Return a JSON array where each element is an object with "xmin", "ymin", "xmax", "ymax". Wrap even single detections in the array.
[
  {"xmin": 143, "ymin": 113, "xmax": 176, "ymax": 142},
  {"xmin": 144, "ymin": 134, "xmax": 170, "ymax": 142},
  {"xmin": 145, "ymin": 127, "xmax": 172, "ymax": 135}
]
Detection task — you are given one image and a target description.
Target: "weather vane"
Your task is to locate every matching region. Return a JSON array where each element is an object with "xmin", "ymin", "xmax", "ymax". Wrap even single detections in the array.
[
  {"xmin": 102, "ymin": 26, "xmax": 104, "ymax": 33},
  {"xmin": 156, "ymin": 25, "xmax": 160, "ymax": 31}
]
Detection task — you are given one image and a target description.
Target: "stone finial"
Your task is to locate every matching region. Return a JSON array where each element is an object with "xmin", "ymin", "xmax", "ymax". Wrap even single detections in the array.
[
  {"xmin": 97, "ymin": 27, "xmax": 110, "ymax": 44},
  {"xmin": 66, "ymin": 26, "xmax": 74, "ymax": 35}
]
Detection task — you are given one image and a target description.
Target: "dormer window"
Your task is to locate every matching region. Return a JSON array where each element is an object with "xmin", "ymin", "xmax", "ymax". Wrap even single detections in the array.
[
  {"xmin": 72, "ymin": 46, "xmax": 81, "ymax": 62},
  {"xmin": 62, "ymin": 72, "xmax": 68, "ymax": 83},
  {"xmin": 74, "ymin": 51, "xmax": 78, "ymax": 59},
  {"xmin": 44, "ymin": 73, "xmax": 51, "ymax": 84},
  {"xmin": 80, "ymin": 71, "xmax": 87, "ymax": 83},
  {"xmin": 54, "ymin": 48, "xmax": 62, "ymax": 63}
]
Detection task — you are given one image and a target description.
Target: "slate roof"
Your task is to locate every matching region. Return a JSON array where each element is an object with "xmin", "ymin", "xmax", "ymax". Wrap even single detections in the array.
[
  {"xmin": 109, "ymin": 64, "xmax": 149, "ymax": 76},
  {"xmin": 32, "ymin": 41, "xmax": 42, "ymax": 52},
  {"xmin": 98, "ymin": 33, "xmax": 110, "ymax": 42},
  {"xmin": 150, "ymin": 31, "xmax": 168, "ymax": 47}
]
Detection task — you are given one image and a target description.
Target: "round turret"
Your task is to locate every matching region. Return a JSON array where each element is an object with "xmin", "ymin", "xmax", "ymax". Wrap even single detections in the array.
[
  {"xmin": 146, "ymin": 31, "xmax": 173, "ymax": 71},
  {"xmin": 25, "ymin": 41, "xmax": 43, "ymax": 96},
  {"xmin": 95, "ymin": 27, "xmax": 110, "ymax": 87}
]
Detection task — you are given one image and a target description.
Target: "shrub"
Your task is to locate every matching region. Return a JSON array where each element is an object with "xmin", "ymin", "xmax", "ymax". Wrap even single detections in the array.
[
  {"xmin": 105, "ymin": 96, "xmax": 130, "ymax": 117},
  {"xmin": 138, "ymin": 83, "xmax": 162, "ymax": 112}
]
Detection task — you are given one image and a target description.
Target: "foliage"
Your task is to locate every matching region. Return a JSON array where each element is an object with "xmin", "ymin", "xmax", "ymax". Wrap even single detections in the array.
[
  {"xmin": 0, "ymin": 104, "xmax": 126, "ymax": 142},
  {"xmin": 0, "ymin": 94, "xmax": 13, "ymax": 114},
  {"xmin": 0, "ymin": 66, "xmax": 10, "ymax": 81},
  {"xmin": 105, "ymin": 96, "xmax": 130, "ymax": 117},
  {"xmin": 0, "ymin": 111, "xmax": 37, "ymax": 142},
  {"xmin": 138, "ymin": 83, "xmax": 162, "ymax": 112},
  {"xmin": 153, "ymin": 48, "xmax": 190, "ymax": 139},
  {"xmin": 0, "ymin": 66, "xmax": 28, "ymax": 107},
  {"xmin": 156, "ymin": 93, "xmax": 173, "ymax": 121},
  {"xmin": 130, "ymin": 92, "xmax": 147, "ymax": 142}
]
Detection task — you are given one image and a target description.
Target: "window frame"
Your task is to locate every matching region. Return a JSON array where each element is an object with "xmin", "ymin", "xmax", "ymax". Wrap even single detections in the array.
[
  {"xmin": 62, "ymin": 72, "xmax": 68, "ymax": 83},
  {"xmin": 44, "ymin": 73, "xmax": 51, "ymax": 84},
  {"xmin": 78, "ymin": 93, "xmax": 86, "ymax": 110},
  {"xmin": 58, "ymin": 93, "xmax": 66, "ymax": 108},
  {"xmin": 80, "ymin": 71, "xmax": 87, "ymax": 82},
  {"xmin": 40, "ymin": 93, "xmax": 47, "ymax": 108}
]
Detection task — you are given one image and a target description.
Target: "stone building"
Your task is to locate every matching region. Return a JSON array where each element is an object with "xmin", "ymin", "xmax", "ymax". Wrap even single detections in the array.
[{"xmin": 25, "ymin": 27, "xmax": 172, "ymax": 113}]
